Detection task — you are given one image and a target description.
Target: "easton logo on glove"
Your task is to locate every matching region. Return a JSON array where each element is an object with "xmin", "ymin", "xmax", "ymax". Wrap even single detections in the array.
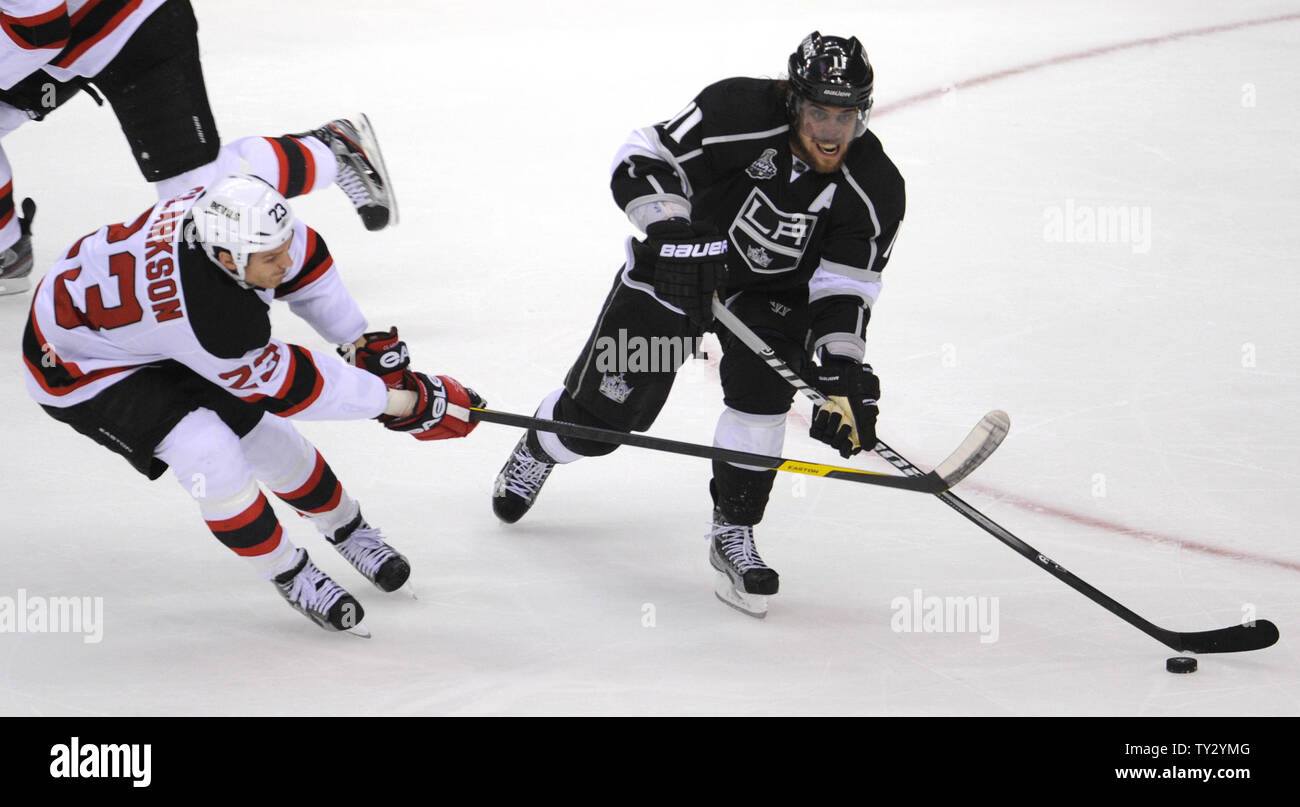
[
  {"xmin": 382, "ymin": 370, "xmax": 483, "ymax": 441},
  {"xmin": 379, "ymin": 346, "xmax": 409, "ymax": 369},
  {"xmin": 659, "ymin": 240, "xmax": 728, "ymax": 259},
  {"xmin": 348, "ymin": 327, "xmax": 410, "ymax": 389}
]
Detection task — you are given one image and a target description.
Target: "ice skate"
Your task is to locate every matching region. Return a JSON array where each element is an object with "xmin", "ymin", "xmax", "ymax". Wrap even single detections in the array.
[
  {"xmin": 329, "ymin": 513, "xmax": 411, "ymax": 594},
  {"xmin": 492, "ymin": 432, "xmax": 556, "ymax": 524},
  {"xmin": 273, "ymin": 549, "xmax": 369, "ymax": 637},
  {"xmin": 0, "ymin": 198, "xmax": 35, "ymax": 296},
  {"xmin": 309, "ymin": 114, "xmax": 397, "ymax": 231},
  {"xmin": 708, "ymin": 510, "xmax": 779, "ymax": 618}
]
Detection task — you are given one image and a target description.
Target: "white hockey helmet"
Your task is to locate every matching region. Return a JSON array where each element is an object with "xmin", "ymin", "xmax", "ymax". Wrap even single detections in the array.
[{"xmin": 188, "ymin": 174, "xmax": 295, "ymax": 285}]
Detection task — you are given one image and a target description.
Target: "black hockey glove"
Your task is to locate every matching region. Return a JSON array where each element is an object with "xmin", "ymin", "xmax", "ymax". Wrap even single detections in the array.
[
  {"xmin": 645, "ymin": 218, "xmax": 727, "ymax": 326},
  {"xmin": 809, "ymin": 358, "xmax": 880, "ymax": 458},
  {"xmin": 341, "ymin": 327, "xmax": 409, "ymax": 388}
]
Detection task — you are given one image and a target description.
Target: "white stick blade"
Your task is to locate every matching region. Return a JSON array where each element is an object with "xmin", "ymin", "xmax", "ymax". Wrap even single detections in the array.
[{"xmin": 933, "ymin": 410, "xmax": 1011, "ymax": 488}]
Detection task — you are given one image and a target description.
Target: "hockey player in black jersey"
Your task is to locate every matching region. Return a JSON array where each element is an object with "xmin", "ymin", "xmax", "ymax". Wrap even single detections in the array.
[{"xmin": 493, "ymin": 32, "xmax": 904, "ymax": 617}]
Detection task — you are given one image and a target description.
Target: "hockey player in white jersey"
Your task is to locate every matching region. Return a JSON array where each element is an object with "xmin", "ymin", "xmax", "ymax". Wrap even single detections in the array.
[
  {"xmin": 24, "ymin": 174, "xmax": 478, "ymax": 635},
  {"xmin": 0, "ymin": 0, "xmax": 396, "ymax": 295}
]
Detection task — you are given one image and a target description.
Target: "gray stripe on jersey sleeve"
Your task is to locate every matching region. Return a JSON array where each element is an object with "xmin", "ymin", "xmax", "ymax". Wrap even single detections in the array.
[
  {"xmin": 626, "ymin": 194, "xmax": 692, "ymax": 232},
  {"xmin": 808, "ymin": 260, "xmax": 882, "ymax": 306},
  {"xmin": 610, "ymin": 125, "xmax": 695, "ymax": 199},
  {"xmin": 813, "ymin": 333, "xmax": 867, "ymax": 363}
]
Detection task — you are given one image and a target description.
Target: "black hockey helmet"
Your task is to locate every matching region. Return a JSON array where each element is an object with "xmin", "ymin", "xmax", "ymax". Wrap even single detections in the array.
[{"xmin": 787, "ymin": 31, "xmax": 874, "ymax": 136}]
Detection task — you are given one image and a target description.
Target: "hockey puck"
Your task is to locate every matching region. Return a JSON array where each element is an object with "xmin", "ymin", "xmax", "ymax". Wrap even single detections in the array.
[{"xmin": 1166, "ymin": 656, "xmax": 1197, "ymax": 673}]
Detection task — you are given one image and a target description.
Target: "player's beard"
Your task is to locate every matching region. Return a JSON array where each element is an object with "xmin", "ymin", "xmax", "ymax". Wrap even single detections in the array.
[{"xmin": 790, "ymin": 134, "xmax": 851, "ymax": 174}]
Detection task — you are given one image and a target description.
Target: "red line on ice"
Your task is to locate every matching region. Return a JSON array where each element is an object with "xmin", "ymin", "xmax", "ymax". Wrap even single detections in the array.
[{"xmin": 874, "ymin": 12, "xmax": 1300, "ymax": 116}]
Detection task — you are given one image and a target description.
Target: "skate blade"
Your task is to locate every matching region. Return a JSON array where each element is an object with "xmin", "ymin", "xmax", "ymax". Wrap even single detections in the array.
[
  {"xmin": 355, "ymin": 113, "xmax": 398, "ymax": 227},
  {"xmin": 344, "ymin": 624, "xmax": 372, "ymax": 638},
  {"xmin": 713, "ymin": 573, "xmax": 768, "ymax": 618},
  {"xmin": 0, "ymin": 275, "xmax": 31, "ymax": 296}
]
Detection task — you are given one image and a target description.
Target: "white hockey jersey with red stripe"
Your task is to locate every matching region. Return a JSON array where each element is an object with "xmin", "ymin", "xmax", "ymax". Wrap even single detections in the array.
[
  {"xmin": 1, "ymin": 0, "xmax": 167, "ymax": 89},
  {"xmin": 23, "ymin": 185, "xmax": 388, "ymax": 421}
]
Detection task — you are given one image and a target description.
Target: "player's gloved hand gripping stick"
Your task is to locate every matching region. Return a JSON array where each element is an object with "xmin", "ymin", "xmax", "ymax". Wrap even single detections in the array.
[{"xmin": 709, "ymin": 297, "xmax": 1279, "ymax": 655}]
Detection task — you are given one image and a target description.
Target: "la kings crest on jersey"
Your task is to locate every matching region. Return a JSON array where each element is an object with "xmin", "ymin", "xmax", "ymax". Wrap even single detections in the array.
[{"xmin": 730, "ymin": 186, "xmax": 818, "ymax": 274}]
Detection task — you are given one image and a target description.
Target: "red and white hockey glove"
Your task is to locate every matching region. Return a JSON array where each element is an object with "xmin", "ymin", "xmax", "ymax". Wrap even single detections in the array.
[
  {"xmin": 381, "ymin": 370, "xmax": 484, "ymax": 441},
  {"xmin": 342, "ymin": 327, "xmax": 410, "ymax": 388}
]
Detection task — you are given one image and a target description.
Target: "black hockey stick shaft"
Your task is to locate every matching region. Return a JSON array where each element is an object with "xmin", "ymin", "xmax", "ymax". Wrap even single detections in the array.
[
  {"xmin": 712, "ymin": 301, "xmax": 1280, "ymax": 654},
  {"xmin": 877, "ymin": 442, "xmax": 1279, "ymax": 654},
  {"xmin": 470, "ymin": 407, "xmax": 946, "ymax": 493}
]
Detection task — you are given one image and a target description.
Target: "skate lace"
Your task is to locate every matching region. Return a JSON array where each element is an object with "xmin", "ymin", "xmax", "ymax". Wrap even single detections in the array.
[
  {"xmin": 336, "ymin": 165, "xmax": 375, "ymax": 209},
  {"xmin": 710, "ymin": 522, "xmax": 769, "ymax": 572},
  {"xmin": 283, "ymin": 558, "xmax": 347, "ymax": 615},
  {"xmin": 335, "ymin": 526, "xmax": 396, "ymax": 579},
  {"xmin": 503, "ymin": 446, "xmax": 553, "ymax": 499}
]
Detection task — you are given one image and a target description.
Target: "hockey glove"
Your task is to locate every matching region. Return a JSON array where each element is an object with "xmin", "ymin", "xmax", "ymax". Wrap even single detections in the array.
[
  {"xmin": 645, "ymin": 218, "xmax": 728, "ymax": 326},
  {"xmin": 809, "ymin": 358, "xmax": 880, "ymax": 458},
  {"xmin": 341, "ymin": 327, "xmax": 410, "ymax": 388},
  {"xmin": 382, "ymin": 370, "xmax": 485, "ymax": 441}
]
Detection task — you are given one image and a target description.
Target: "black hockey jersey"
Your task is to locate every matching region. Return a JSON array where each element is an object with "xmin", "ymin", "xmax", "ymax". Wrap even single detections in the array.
[{"xmin": 611, "ymin": 77, "xmax": 905, "ymax": 360}]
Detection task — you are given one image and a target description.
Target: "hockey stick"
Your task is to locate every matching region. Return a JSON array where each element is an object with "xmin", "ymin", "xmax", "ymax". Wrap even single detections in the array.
[
  {"xmin": 472, "ymin": 406, "xmax": 979, "ymax": 493},
  {"xmin": 711, "ymin": 299, "xmax": 1280, "ymax": 654}
]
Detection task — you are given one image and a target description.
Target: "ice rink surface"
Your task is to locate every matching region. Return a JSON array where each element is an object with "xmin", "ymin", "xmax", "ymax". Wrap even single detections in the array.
[{"xmin": 0, "ymin": 0, "xmax": 1297, "ymax": 715}]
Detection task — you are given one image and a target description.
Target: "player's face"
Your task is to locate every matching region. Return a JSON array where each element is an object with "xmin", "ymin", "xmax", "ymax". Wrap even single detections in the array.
[
  {"xmin": 242, "ymin": 233, "xmax": 295, "ymax": 289},
  {"xmin": 793, "ymin": 101, "xmax": 860, "ymax": 173}
]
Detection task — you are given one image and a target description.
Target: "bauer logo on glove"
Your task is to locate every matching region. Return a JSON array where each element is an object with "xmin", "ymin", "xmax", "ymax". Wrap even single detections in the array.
[{"xmin": 658, "ymin": 239, "xmax": 728, "ymax": 258}]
